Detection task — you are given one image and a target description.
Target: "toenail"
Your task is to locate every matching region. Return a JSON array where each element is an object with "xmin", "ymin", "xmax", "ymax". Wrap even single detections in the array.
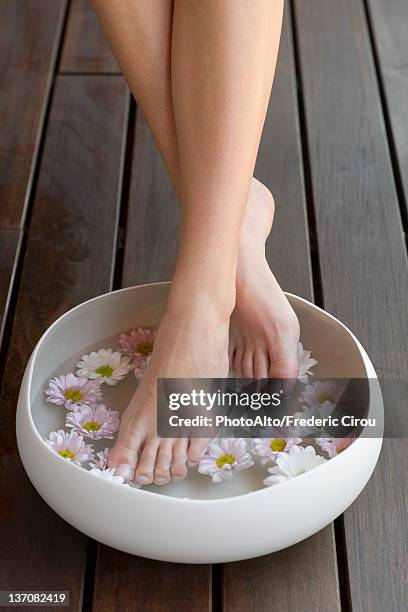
[
  {"xmin": 172, "ymin": 475, "xmax": 183, "ymax": 481},
  {"xmin": 155, "ymin": 477, "xmax": 169, "ymax": 484},
  {"xmin": 136, "ymin": 475, "xmax": 150, "ymax": 483},
  {"xmin": 115, "ymin": 464, "xmax": 133, "ymax": 480},
  {"xmin": 187, "ymin": 460, "xmax": 198, "ymax": 467}
]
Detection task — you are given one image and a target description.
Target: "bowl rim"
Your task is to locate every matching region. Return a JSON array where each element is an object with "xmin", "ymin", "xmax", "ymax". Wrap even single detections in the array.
[{"xmin": 19, "ymin": 282, "xmax": 383, "ymax": 505}]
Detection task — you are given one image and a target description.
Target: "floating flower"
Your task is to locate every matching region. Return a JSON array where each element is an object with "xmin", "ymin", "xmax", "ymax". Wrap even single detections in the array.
[
  {"xmin": 251, "ymin": 436, "xmax": 302, "ymax": 465},
  {"xmin": 76, "ymin": 348, "xmax": 133, "ymax": 385},
  {"xmin": 65, "ymin": 404, "xmax": 120, "ymax": 440},
  {"xmin": 263, "ymin": 445, "xmax": 327, "ymax": 486},
  {"xmin": 89, "ymin": 468, "xmax": 129, "ymax": 485},
  {"xmin": 90, "ymin": 447, "xmax": 110, "ymax": 470},
  {"xmin": 44, "ymin": 373, "xmax": 102, "ymax": 410},
  {"xmin": 299, "ymin": 380, "xmax": 340, "ymax": 409},
  {"xmin": 316, "ymin": 437, "xmax": 354, "ymax": 458},
  {"xmin": 46, "ymin": 430, "xmax": 94, "ymax": 466},
  {"xmin": 297, "ymin": 343, "xmax": 318, "ymax": 383},
  {"xmin": 292, "ymin": 400, "xmax": 335, "ymax": 437},
  {"xmin": 118, "ymin": 327, "xmax": 156, "ymax": 359},
  {"xmin": 132, "ymin": 356, "xmax": 151, "ymax": 381},
  {"xmin": 118, "ymin": 328, "xmax": 156, "ymax": 381},
  {"xmin": 198, "ymin": 438, "xmax": 254, "ymax": 483}
]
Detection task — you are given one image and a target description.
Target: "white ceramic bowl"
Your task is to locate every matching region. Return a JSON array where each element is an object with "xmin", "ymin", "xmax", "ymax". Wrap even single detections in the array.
[{"xmin": 16, "ymin": 283, "xmax": 383, "ymax": 563}]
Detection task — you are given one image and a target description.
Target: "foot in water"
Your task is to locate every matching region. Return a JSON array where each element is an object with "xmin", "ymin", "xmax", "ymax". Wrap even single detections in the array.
[{"xmin": 109, "ymin": 179, "xmax": 300, "ymax": 483}]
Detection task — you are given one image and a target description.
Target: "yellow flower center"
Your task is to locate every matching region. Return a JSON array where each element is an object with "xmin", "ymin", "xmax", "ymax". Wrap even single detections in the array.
[
  {"xmin": 95, "ymin": 365, "xmax": 114, "ymax": 377},
  {"xmin": 337, "ymin": 446, "xmax": 345, "ymax": 453},
  {"xmin": 216, "ymin": 454, "xmax": 235, "ymax": 469},
  {"xmin": 317, "ymin": 393, "xmax": 334, "ymax": 404},
  {"xmin": 136, "ymin": 342, "xmax": 154, "ymax": 355},
  {"xmin": 270, "ymin": 438, "xmax": 286, "ymax": 452},
  {"xmin": 64, "ymin": 388, "xmax": 82, "ymax": 402},
  {"xmin": 84, "ymin": 421, "xmax": 101, "ymax": 432},
  {"xmin": 59, "ymin": 450, "xmax": 75, "ymax": 459}
]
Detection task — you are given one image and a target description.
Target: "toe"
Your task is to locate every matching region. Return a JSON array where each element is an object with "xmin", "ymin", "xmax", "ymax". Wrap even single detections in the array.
[
  {"xmin": 228, "ymin": 337, "xmax": 236, "ymax": 367},
  {"xmin": 253, "ymin": 349, "xmax": 269, "ymax": 379},
  {"xmin": 268, "ymin": 349, "xmax": 300, "ymax": 396},
  {"xmin": 108, "ymin": 430, "xmax": 143, "ymax": 481},
  {"xmin": 188, "ymin": 438, "xmax": 210, "ymax": 466},
  {"xmin": 135, "ymin": 439, "xmax": 160, "ymax": 484},
  {"xmin": 267, "ymin": 322, "xmax": 300, "ymax": 381},
  {"xmin": 229, "ymin": 327, "xmax": 242, "ymax": 370},
  {"xmin": 171, "ymin": 439, "xmax": 188, "ymax": 481},
  {"xmin": 268, "ymin": 344, "xmax": 299, "ymax": 380},
  {"xmin": 233, "ymin": 346, "xmax": 244, "ymax": 376},
  {"xmin": 242, "ymin": 350, "xmax": 254, "ymax": 378},
  {"xmin": 154, "ymin": 439, "xmax": 173, "ymax": 485}
]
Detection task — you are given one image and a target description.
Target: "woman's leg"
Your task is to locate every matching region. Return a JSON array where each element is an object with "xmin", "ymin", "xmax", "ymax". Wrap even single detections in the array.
[
  {"xmin": 92, "ymin": 0, "xmax": 297, "ymax": 484},
  {"xmin": 90, "ymin": 0, "xmax": 179, "ymax": 184},
  {"xmin": 170, "ymin": 1, "xmax": 299, "ymax": 390},
  {"xmin": 92, "ymin": 0, "xmax": 299, "ymax": 379}
]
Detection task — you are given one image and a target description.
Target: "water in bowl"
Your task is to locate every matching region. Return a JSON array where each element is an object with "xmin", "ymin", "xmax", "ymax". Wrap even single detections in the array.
[{"xmin": 32, "ymin": 333, "xmax": 270, "ymax": 500}]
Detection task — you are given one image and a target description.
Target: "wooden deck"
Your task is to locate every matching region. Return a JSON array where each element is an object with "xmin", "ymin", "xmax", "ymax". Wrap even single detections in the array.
[{"xmin": 1, "ymin": 1, "xmax": 407, "ymax": 610}]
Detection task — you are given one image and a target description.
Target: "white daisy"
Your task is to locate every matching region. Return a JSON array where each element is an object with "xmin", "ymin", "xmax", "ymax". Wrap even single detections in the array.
[
  {"xmin": 89, "ymin": 468, "xmax": 129, "ymax": 485},
  {"xmin": 263, "ymin": 445, "xmax": 326, "ymax": 486},
  {"xmin": 297, "ymin": 342, "xmax": 318, "ymax": 383},
  {"xmin": 292, "ymin": 400, "xmax": 335, "ymax": 437},
  {"xmin": 76, "ymin": 348, "xmax": 133, "ymax": 385}
]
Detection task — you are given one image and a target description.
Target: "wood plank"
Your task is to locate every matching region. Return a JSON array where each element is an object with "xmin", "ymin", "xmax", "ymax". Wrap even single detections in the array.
[
  {"xmin": 60, "ymin": 0, "xmax": 119, "ymax": 73},
  {"xmin": 0, "ymin": 230, "xmax": 21, "ymax": 349},
  {"xmin": 293, "ymin": 1, "xmax": 408, "ymax": 610},
  {"xmin": 223, "ymin": 9, "xmax": 340, "ymax": 612},
  {"xmin": 366, "ymin": 0, "xmax": 408, "ymax": 216},
  {"xmin": 121, "ymin": 115, "xmax": 180, "ymax": 287},
  {"xmin": 0, "ymin": 0, "xmax": 67, "ymax": 228},
  {"xmin": 260, "ymin": 8, "xmax": 313, "ymax": 299},
  {"xmin": 93, "ymin": 548, "xmax": 211, "ymax": 612},
  {"xmin": 0, "ymin": 75, "xmax": 128, "ymax": 610},
  {"xmin": 224, "ymin": 530, "xmax": 340, "ymax": 612}
]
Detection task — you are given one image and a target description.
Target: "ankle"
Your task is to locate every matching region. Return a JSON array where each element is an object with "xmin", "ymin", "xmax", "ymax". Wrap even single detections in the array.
[
  {"xmin": 241, "ymin": 180, "xmax": 275, "ymax": 245},
  {"xmin": 236, "ymin": 245, "xmax": 265, "ymax": 287},
  {"xmin": 167, "ymin": 277, "xmax": 236, "ymax": 324}
]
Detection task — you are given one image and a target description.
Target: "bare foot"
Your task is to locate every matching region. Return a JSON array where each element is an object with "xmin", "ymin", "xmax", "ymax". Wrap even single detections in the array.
[
  {"xmin": 108, "ymin": 305, "xmax": 229, "ymax": 484},
  {"xmin": 109, "ymin": 180, "xmax": 299, "ymax": 485},
  {"xmin": 230, "ymin": 179, "xmax": 300, "ymax": 379}
]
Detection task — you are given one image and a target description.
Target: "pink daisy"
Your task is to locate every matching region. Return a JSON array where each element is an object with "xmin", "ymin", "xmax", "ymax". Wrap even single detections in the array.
[
  {"xmin": 299, "ymin": 380, "xmax": 340, "ymax": 409},
  {"xmin": 44, "ymin": 373, "xmax": 102, "ymax": 410},
  {"xmin": 251, "ymin": 436, "xmax": 303, "ymax": 465},
  {"xmin": 316, "ymin": 437, "xmax": 354, "ymax": 458},
  {"xmin": 65, "ymin": 404, "xmax": 120, "ymax": 440},
  {"xmin": 45, "ymin": 430, "xmax": 94, "ymax": 465},
  {"xmin": 90, "ymin": 447, "xmax": 110, "ymax": 470},
  {"xmin": 198, "ymin": 439, "xmax": 254, "ymax": 483},
  {"xmin": 118, "ymin": 328, "xmax": 156, "ymax": 380}
]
